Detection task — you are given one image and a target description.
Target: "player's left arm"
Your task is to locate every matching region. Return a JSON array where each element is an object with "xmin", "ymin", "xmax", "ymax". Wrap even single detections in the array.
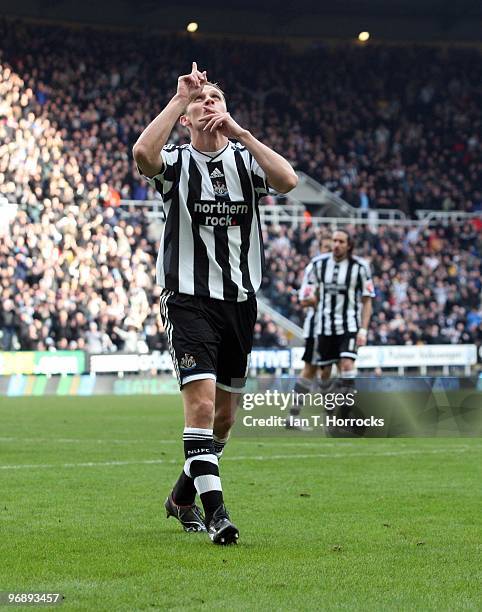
[
  {"xmin": 357, "ymin": 296, "xmax": 372, "ymax": 347},
  {"xmin": 199, "ymin": 112, "xmax": 298, "ymax": 193},
  {"xmin": 357, "ymin": 262, "xmax": 375, "ymax": 346},
  {"xmin": 238, "ymin": 131, "xmax": 298, "ymax": 193}
]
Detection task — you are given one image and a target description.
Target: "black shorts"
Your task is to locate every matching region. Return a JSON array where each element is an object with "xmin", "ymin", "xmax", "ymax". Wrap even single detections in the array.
[
  {"xmin": 301, "ymin": 337, "xmax": 320, "ymax": 366},
  {"xmin": 318, "ymin": 332, "xmax": 358, "ymax": 365},
  {"xmin": 159, "ymin": 289, "xmax": 257, "ymax": 391}
]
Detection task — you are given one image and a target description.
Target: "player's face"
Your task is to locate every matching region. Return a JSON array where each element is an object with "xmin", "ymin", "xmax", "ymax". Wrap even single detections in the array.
[
  {"xmin": 182, "ymin": 86, "xmax": 227, "ymax": 130},
  {"xmin": 332, "ymin": 231, "xmax": 349, "ymax": 260}
]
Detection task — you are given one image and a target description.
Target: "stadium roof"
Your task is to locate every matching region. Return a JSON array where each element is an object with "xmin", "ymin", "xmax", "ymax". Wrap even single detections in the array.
[
  {"xmin": 132, "ymin": 0, "xmax": 482, "ymax": 20},
  {"xmin": 4, "ymin": 0, "xmax": 482, "ymax": 41}
]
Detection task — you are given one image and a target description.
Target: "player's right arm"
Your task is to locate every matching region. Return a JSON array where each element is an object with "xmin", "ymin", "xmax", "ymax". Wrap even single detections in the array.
[{"xmin": 132, "ymin": 62, "xmax": 207, "ymax": 177}]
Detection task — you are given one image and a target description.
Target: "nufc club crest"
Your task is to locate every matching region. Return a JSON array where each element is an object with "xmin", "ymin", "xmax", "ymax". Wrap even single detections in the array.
[
  {"xmin": 209, "ymin": 167, "xmax": 229, "ymax": 197},
  {"xmin": 212, "ymin": 180, "xmax": 229, "ymax": 197},
  {"xmin": 180, "ymin": 354, "xmax": 197, "ymax": 370}
]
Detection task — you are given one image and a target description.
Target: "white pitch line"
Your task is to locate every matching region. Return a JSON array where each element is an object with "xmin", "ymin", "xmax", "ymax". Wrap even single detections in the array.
[
  {"xmin": 0, "ymin": 437, "xmax": 179, "ymax": 445},
  {"xmin": 0, "ymin": 436, "xmax": 359, "ymax": 448},
  {"xmin": 0, "ymin": 446, "xmax": 477, "ymax": 471},
  {"xmin": 0, "ymin": 437, "xmax": 439, "ymax": 452}
]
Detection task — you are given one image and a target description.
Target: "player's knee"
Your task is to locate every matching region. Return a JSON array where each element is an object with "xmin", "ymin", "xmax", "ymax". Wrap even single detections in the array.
[
  {"xmin": 215, "ymin": 409, "xmax": 236, "ymax": 435},
  {"xmin": 187, "ymin": 397, "xmax": 215, "ymax": 427},
  {"xmin": 339, "ymin": 359, "xmax": 355, "ymax": 373},
  {"xmin": 302, "ymin": 364, "xmax": 317, "ymax": 379}
]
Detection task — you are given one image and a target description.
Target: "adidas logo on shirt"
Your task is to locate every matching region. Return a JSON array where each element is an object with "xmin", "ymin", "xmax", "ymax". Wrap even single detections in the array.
[{"xmin": 209, "ymin": 168, "xmax": 224, "ymax": 179}]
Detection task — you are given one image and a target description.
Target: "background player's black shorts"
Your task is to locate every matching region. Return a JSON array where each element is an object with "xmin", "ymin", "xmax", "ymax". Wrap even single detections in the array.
[
  {"xmin": 317, "ymin": 332, "xmax": 358, "ymax": 365},
  {"xmin": 302, "ymin": 336, "xmax": 320, "ymax": 366},
  {"xmin": 159, "ymin": 289, "xmax": 257, "ymax": 391}
]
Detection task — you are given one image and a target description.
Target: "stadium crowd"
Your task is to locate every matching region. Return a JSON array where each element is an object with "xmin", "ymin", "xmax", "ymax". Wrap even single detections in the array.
[
  {"xmin": 1, "ymin": 20, "xmax": 481, "ymax": 215},
  {"xmin": 262, "ymin": 221, "xmax": 482, "ymax": 349},
  {"xmin": 0, "ymin": 19, "xmax": 481, "ymax": 355}
]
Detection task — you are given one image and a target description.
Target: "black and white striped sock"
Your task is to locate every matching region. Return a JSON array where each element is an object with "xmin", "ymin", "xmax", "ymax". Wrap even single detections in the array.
[
  {"xmin": 182, "ymin": 427, "xmax": 223, "ymax": 525},
  {"xmin": 171, "ymin": 471, "xmax": 196, "ymax": 506},
  {"xmin": 213, "ymin": 434, "xmax": 229, "ymax": 459},
  {"xmin": 171, "ymin": 427, "xmax": 202, "ymax": 506},
  {"xmin": 338, "ymin": 370, "xmax": 356, "ymax": 392}
]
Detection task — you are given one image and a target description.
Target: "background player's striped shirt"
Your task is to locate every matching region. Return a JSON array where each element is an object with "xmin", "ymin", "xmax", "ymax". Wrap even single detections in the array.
[
  {"xmin": 299, "ymin": 255, "xmax": 323, "ymax": 339},
  {"xmin": 142, "ymin": 141, "xmax": 269, "ymax": 302},
  {"xmin": 306, "ymin": 253, "xmax": 375, "ymax": 336}
]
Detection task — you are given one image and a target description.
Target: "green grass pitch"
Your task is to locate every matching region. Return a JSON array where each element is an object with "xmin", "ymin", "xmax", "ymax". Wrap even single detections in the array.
[{"xmin": 1, "ymin": 396, "xmax": 481, "ymax": 611}]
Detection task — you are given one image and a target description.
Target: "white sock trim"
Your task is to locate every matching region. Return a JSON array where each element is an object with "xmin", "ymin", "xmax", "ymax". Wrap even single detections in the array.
[
  {"xmin": 213, "ymin": 434, "xmax": 230, "ymax": 444},
  {"xmin": 183, "ymin": 453, "xmax": 218, "ymax": 477},
  {"xmin": 194, "ymin": 474, "xmax": 222, "ymax": 495},
  {"xmin": 340, "ymin": 369, "xmax": 357, "ymax": 379},
  {"xmin": 183, "ymin": 427, "xmax": 213, "ymax": 436}
]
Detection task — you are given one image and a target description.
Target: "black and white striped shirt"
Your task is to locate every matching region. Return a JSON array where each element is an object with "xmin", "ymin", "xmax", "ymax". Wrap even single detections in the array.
[
  {"xmin": 143, "ymin": 141, "xmax": 269, "ymax": 302},
  {"xmin": 299, "ymin": 254, "xmax": 323, "ymax": 339},
  {"xmin": 305, "ymin": 253, "xmax": 375, "ymax": 336}
]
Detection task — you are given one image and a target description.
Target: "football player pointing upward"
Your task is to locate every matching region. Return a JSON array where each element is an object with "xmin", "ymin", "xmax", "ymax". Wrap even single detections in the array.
[{"xmin": 133, "ymin": 63, "xmax": 297, "ymax": 544}]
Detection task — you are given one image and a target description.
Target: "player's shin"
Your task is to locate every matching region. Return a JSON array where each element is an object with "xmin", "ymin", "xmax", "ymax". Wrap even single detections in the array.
[
  {"xmin": 170, "ymin": 427, "xmax": 206, "ymax": 506},
  {"xmin": 183, "ymin": 427, "xmax": 224, "ymax": 526},
  {"xmin": 337, "ymin": 368, "xmax": 356, "ymax": 394},
  {"xmin": 289, "ymin": 377, "xmax": 312, "ymax": 418}
]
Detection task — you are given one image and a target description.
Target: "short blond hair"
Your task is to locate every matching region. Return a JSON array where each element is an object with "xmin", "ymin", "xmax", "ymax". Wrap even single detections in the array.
[
  {"xmin": 203, "ymin": 81, "xmax": 225, "ymax": 99},
  {"xmin": 184, "ymin": 81, "xmax": 226, "ymax": 113}
]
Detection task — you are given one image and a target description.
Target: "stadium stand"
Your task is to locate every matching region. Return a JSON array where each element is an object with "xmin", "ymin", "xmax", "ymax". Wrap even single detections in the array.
[
  {"xmin": 0, "ymin": 19, "xmax": 481, "ymax": 355},
  {"xmin": 262, "ymin": 222, "xmax": 482, "ymax": 348}
]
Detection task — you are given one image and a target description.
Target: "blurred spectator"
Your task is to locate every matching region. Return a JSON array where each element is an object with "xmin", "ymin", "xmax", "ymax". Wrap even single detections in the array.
[
  {"xmin": 253, "ymin": 317, "xmax": 288, "ymax": 348},
  {"xmin": 85, "ymin": 322, "xmax": 116, "ymax": 353},
  {"xmin": 113, "ymin": 320, "xmax": 148, "ymax": 354}
]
